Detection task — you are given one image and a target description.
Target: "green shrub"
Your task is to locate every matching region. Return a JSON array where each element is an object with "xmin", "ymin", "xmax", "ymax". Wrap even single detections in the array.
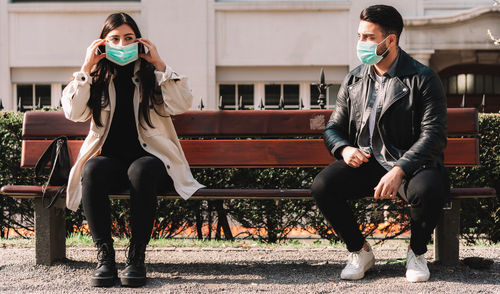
[
  {"xmin": 0, "ymin": 112, "xmax": 36, "ymax": 237},
  {"xmin": 0, "ymin": 111, "xmax": 498, "ymax": 244},
  {"xmin": 448, "ymin": 113, "xmax": 500, "ymax": 243}
]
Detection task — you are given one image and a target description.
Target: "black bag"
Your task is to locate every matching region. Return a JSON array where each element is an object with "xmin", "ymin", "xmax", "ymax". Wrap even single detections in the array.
[{"xmin": 34, "ymin": 136, "xmax": 71, "ymax": 208}]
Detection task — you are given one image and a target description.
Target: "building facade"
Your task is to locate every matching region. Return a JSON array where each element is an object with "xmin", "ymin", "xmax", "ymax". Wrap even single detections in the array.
[{"xmin": 0, "ymin": 0, "xmax": 499, "ymax": 111}]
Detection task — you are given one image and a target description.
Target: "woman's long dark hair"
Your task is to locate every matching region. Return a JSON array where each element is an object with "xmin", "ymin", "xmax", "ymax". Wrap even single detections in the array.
[{"xmin": 88, "ymin": 12, "xmax": 162, "ymax": 128}]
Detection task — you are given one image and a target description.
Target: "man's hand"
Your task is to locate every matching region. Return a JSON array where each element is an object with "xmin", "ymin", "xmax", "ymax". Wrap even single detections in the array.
[
  {"xmin": 374, "ymin": 166, "xmax": 405, "ymax": 199},
  {"xmin": 341, "ymin": 146, "xmax": 370, "ymax": 168}
]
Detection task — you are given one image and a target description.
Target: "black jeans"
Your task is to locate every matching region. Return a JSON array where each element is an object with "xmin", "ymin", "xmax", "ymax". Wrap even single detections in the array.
[
  {"xmin": 81, "ymin": 155, "xmax": 174, "ymax": 245},
  {"xmin": 311, "ymin": 158, "xmax": 450, "ymax": 255}
]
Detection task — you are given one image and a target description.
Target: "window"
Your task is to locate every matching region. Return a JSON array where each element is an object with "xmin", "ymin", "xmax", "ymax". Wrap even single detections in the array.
[
  {"xmin": 218, "ymin": 82, "xmax": 341, "ymax": 110},
  {"xmin": 17, "ymin": 85, "xmax": 33, "ymax": 111},
  {"xmin": 448, "ymin": 76, "xmax": 457, "ymax": 94},
  {"xmin": 494, "ymin": 76, "xmax": 500, "ymax": 95},
  {"xmin": 439, "ymin": 64, "xmax": 500, "ymax": 113},
  {"xmin": 218, "ymin": 84, "xmax": 254, "ymax": 110},
  {"xmin": 16, "ymin": 84, "xmax": 51, "ymax": 111},
  {"xmin": 264, "ymin": 83, "xmax": 300, "ymax": 109},
  {"xmin": 443, "ymin": 74, "xmax": 500, "ymax": 96},
  {"xmin": 310, "ymin": 83, "xmax": 340, "ymax": 109},
  {"xmin": 264, "ymin": 84, "xmax": 281, "ymax": 109}
]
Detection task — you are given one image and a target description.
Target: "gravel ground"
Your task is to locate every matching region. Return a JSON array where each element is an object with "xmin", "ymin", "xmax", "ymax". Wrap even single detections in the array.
[{"xmin": 0, "ymin": 244, "xmax": 498, "ymax": 293}]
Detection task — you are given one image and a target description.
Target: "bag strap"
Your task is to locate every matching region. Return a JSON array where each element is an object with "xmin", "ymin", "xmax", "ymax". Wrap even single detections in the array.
[
  {"xmin": 36, "ymin": 137, "xmax": 68, "ymax": 209},
  {"xmin": 35, "ymin": 138, "xmax": 58, "ymax": 177},
  {"xmin": 42, "ymin": 184, "xmax": 66, "ymax": 209},
  {"xmin": 34, "ymin": 136, "xmax": 68, "ymax": 176}
]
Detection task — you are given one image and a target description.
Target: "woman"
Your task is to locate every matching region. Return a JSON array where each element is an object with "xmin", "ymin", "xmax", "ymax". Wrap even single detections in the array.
[{"xmin": 61, "ymin": 12, "xmax": 204, "ymax": 287}]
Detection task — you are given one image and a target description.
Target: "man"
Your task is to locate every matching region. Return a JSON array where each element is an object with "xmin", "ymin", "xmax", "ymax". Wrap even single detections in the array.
[{"xmin": 311, "ymin": 5, "xmax": 449, "ymax": 282}]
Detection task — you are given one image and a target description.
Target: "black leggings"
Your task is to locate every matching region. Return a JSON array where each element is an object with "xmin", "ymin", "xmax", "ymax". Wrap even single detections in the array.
[
  {"xmin": 81, "ymin": 155, "xmax": 174, "ymax": 245},
  {"xmin": 311, "ymin": 158, "xmax": 450, "ymax": 255}
]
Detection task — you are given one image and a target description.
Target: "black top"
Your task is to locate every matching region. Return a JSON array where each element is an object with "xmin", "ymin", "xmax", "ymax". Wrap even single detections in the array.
[{"xmin": 101, "ymin": 63, "xmax": 149, "ymax": 162}]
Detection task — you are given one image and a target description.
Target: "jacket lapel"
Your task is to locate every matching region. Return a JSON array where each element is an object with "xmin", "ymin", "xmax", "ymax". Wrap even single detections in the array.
[
  {"xmin": 380, "ymin": 77, "xmax": 409, "ymax": 116},
  {"xmin": 379, "ymin": 49, "xmax": 415, "ymax": 116}
]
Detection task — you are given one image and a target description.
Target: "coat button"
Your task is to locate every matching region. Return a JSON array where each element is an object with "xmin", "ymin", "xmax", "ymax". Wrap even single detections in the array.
[
  {"xmin": 81, "ymin": 77, "xmax": 85, "ymax": 81},
  {"xmin": 142, "ymin": 143, "xmax": 147, "ymax": 147},
  {"xmin": 167, "ymin": 165, "xmax": 171, "ymax": 169}
]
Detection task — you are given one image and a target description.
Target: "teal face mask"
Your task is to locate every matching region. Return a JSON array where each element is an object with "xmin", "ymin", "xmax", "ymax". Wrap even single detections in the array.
[
  {"xmin": 105, "ymin": 42, "xmax": 138, "ymax": 66},
  {"xmin": 356, "ymin": 36, "xmax": 389, "ymax": 65}
]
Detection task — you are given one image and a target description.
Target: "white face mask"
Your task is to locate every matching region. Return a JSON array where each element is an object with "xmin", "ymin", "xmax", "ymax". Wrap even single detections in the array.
[{"xmin": 105, "ymin": 42, "xmax": 138, "ymax": 66}]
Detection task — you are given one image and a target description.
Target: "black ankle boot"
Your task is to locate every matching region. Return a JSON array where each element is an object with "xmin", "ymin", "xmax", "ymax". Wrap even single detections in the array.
[
  {"xmin": 120, "ymin": 242, "xmax": 147, "ymax": 287},
  {"xmin": 91, "ymin": 242, "xmax": 117, "ymax": 287}
]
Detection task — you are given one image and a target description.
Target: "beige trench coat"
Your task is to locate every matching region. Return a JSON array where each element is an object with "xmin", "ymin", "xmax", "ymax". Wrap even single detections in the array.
[{"xmin": 61, "ymin": 61, "xmax": 205, "ymax": 211}]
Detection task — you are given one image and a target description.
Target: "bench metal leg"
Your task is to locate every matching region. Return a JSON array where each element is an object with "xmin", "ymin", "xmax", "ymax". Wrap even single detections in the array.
[
  {"xmin": 434, "ymin": 199, "xmax": 460, "ymax": 266},
  {"xmin": 34, "ymin": 197, "xmax": 66, "ymax": 265}
]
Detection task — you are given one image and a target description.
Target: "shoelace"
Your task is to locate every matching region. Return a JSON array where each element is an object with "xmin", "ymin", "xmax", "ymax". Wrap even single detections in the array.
[
  {"xmin": 125, "ymin": 244, "xmax": 145, "ymax": 267},
  {"xmin": 345, "ymin": 251, "xmax": 362, "ymax": 269},
  {"xmin": 96, "ymin": 244, "xmax": 114, "ymax": 267},
  {"xmin": 408, "ymin": 252, "xmax": 427, "ymax": 271}
]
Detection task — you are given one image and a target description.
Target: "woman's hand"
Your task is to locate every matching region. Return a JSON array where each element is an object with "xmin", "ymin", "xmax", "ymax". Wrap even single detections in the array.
[
  {"xmin": 138, "ymin": 38, "xmax": 166, "ymax": 72},
  {"xmin": 81, "ymin": 39, "xmax": 106, "ymax": 74}
]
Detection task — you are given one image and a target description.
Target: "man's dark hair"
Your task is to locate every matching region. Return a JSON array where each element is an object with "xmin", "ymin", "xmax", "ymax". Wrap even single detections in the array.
[{"xmin": 360, "ymin": 5, "xmax": 404, "ymax": 44}]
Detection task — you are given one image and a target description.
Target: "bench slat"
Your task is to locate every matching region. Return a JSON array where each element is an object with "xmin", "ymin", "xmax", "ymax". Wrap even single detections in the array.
[
  {"xmin": 22, "ymin": 108, "xmax": 478, "ymax": 138},
  {"xmin": 1, "ymin": 185, "xmax": 496, "ymax": 200},
  {"xmin": 22, "ymin": 138, "xmax": 479, "ymax": 168}
]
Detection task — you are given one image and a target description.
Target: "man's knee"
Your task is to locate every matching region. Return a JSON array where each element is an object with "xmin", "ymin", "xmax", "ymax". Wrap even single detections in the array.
[
  {"xmin": 408, "ymin": 175, "xmax": 447, "ymax": 206},
  {"xmin": 311, "ymin": 173, "xmax": 338, "ymax": 202}
]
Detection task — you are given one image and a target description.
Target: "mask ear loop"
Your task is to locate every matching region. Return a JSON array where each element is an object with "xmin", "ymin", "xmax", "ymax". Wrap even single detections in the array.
[{"xmin": 377, "ymin": 35, "xmax": 392, "ymax": 58}]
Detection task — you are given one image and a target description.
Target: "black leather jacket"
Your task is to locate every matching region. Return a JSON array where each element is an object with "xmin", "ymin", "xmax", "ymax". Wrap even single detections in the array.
[{"xmin": 324, "ymin": 49, "xmax": 447, "ymax": 177}]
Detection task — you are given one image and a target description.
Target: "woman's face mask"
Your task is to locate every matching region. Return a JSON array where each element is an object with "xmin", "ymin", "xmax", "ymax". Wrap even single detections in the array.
[
  {"xmin": 105, "ymin": 42, "xmax": 138, "ymax": 66},
  {"xmin": 356, "ymin": 36, "xmax": 390, "ymax": 65}
]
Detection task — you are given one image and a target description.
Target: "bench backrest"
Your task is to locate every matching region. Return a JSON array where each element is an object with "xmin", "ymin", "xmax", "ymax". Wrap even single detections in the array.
[{"xmin": 21, "ymin": 108, "xmax": 479, "ymax": 168}]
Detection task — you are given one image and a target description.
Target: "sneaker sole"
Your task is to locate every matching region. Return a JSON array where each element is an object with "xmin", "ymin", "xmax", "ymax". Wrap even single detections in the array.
[
  {"xmin": 120, "ymin": 277, "xmax": 146, "ymax": 287},
  {"xmin": 340, "ymin": 257, "xmax": 376, "ymax": 280},
  {"xmin": 406, "ymin": 273, "xmax": 430, "ymax": 283},
  {"xmin": 91, "ymin": 276, "xmax": 117, "ymax": 287}
]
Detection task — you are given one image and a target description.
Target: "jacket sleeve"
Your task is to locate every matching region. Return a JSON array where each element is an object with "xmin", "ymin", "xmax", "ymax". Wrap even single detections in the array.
[
  {"xmin": 395, "ymin": 70, "xmax": 447, "ymax": 177},
  {"xmin": 323, "ymin": 75, "xmax": 353, "ymax": 160},
  {"xmin": 61, "ymin": 71, "xmax": 92, "ymax": 122},
  {"xmin": 155, "ymin": 65, "xmax": 194, "ymax": 115}
]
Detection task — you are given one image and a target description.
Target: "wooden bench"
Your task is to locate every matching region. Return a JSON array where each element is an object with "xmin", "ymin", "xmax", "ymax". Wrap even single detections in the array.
[{"xmin": 1, "ymin": 108, "xmax": 496, "ymax": 266}]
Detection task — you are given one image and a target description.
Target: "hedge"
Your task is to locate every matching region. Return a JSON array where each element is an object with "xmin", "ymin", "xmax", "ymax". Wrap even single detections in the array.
[{"xmin": 0, "ymin": 111, "xmax": 498, "ymax": 244}]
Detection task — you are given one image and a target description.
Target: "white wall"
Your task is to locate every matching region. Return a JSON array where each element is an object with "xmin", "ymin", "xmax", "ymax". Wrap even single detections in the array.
[
  {"xmin": 142, "ymin": 0, "xmax": 215, "ymax": 109},
  {"xmin": 0, "ymin": 0, "xmax": 11, "ymax": 110},
  {"xmin": 215, "ymin": 9, "xmax": 350, "ymax": 66},
  {"xmin": 1, "ymin": 0, "xmax": 498, "ymax": 111}
]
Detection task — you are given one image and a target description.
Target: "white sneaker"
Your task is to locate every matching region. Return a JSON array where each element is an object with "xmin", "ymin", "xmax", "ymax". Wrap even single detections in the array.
[
  {"xmin": 340, "ymin": 243, "xmax": 375, "ymax": 280},
  {"xmin": 406, "ymin": 249, "xmax": 430, "ymax": 282}
]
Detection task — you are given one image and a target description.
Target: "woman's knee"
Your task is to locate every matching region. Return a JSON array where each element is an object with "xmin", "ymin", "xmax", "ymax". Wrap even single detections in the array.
[
  {"xmin": 127, "ymin": 156, "xmax": 165, "ymax": 185},
  {"xmin": 82, "ymin": 157, "xmax": 111, "ymax": 184}
]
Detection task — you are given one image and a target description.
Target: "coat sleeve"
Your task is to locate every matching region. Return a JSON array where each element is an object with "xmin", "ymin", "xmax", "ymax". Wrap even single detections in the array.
[
  {"xmin": 323, "ymin": 74, "xmax": 353, "ymax": 160},
  {"xmin": 395, "ymin": 69, "xmax": 448, "ymax": 177},
  {"xmin": 61, "ymin": 71, "xmax": 92, "ymax": 122},
  {"xmin": 154, "ymin": 65, "xmax": 194, "ymax": 115}
]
